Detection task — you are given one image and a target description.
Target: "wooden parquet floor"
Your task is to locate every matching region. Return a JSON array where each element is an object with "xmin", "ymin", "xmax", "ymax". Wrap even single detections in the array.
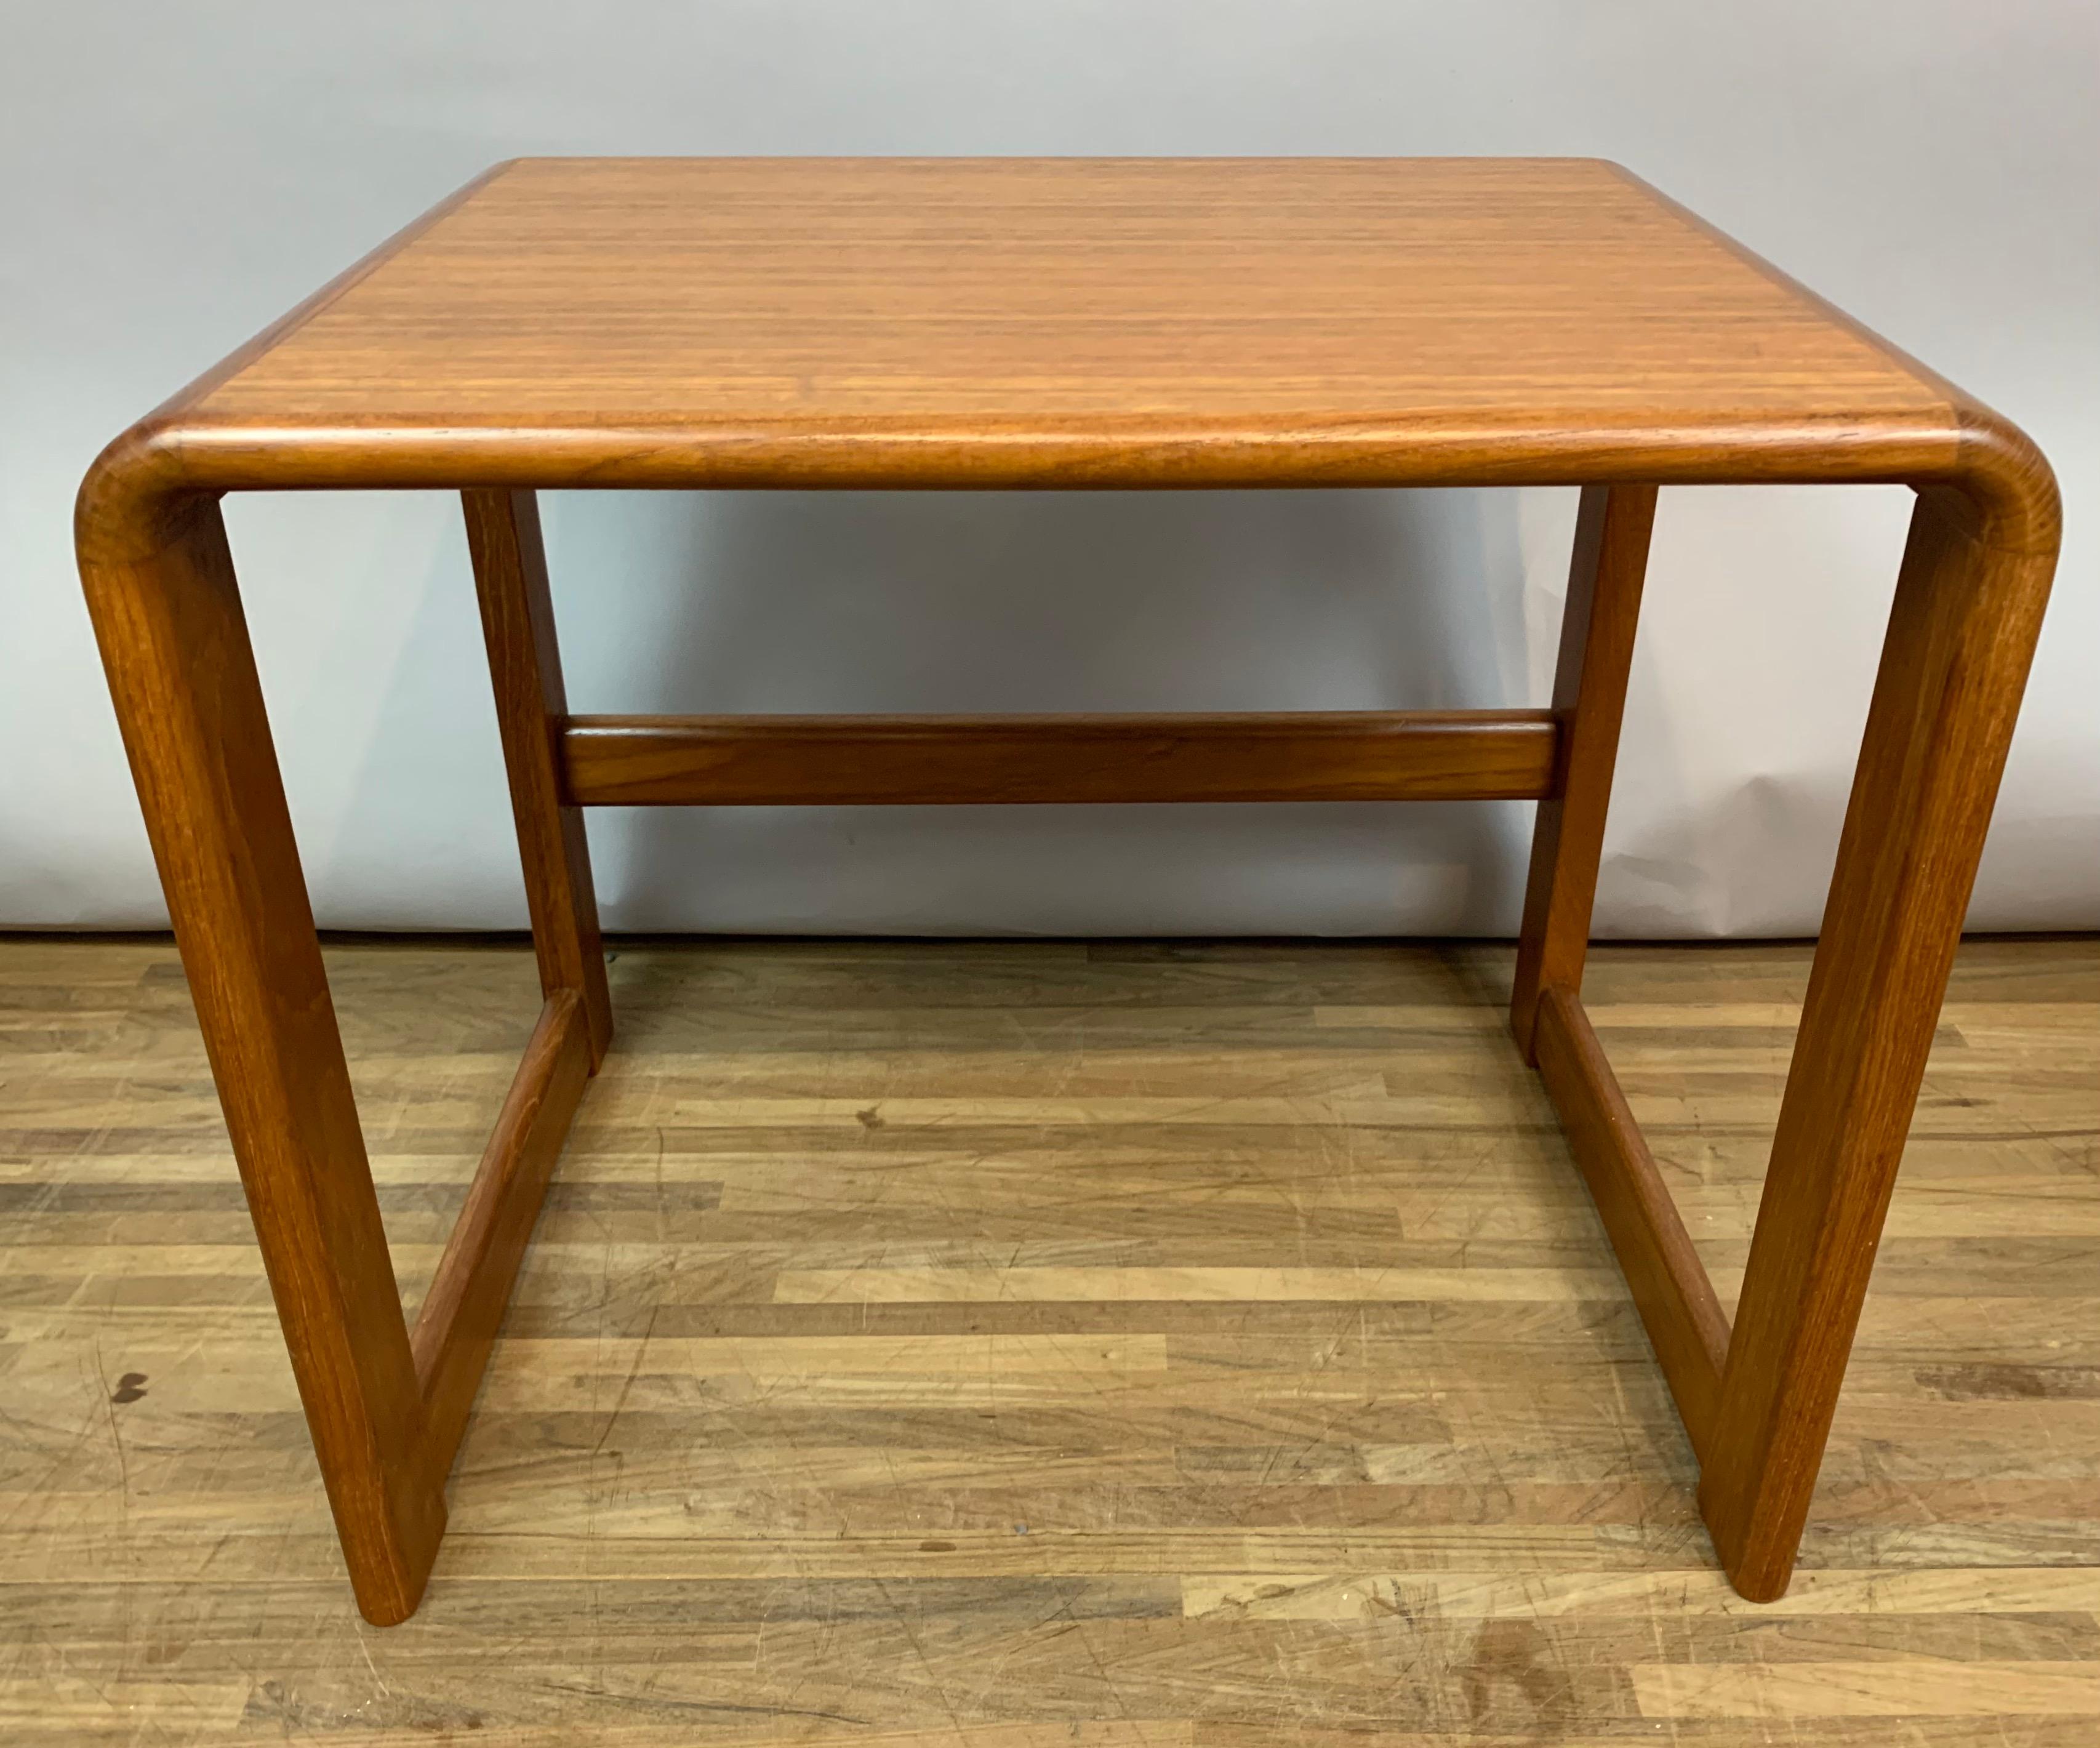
[{"xmin": 1, "ymin": 934, "xmax": 2096, "ymax": 1744}]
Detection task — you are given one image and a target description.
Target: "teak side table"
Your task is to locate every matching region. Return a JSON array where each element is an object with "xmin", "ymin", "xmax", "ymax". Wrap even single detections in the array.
[{"xmin": 77, "ymin": 158, "xmax": 2058, "ymax": 1625}]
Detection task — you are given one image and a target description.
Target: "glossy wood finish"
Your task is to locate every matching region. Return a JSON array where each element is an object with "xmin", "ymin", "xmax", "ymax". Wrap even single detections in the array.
[
  {"xmin": 74, "ymin": 158, "xmax": 2062, "ymax": 1621},
  {"xmin": 1534, "ymin": 985, "xmax": 1732, "ymax": 1462},
  {"xmin": 78, "ymin": 157, "xmax": 2050, "ymax": 507},
  {"xmin": 561, "ymin": 711, "xmax": 1560, "ymax": 806},
  {"xmin": 1702, "ymin": 484, "xmax": 2061, "ymax": 1599},
  {"xmin": 191, "ymin": 157, "xmax": 1950, "ymax": 431},
  {"xmin": 73, "ymin": 495, "xmax": 444, "ymax": 1625},
  {"xmin": 409, "ymin": 989, "xmax": 589, "ymax": 1486},
  {"xmin": 463, "ymin": 488, "xmax": 612, "ymax": 1068},
  {"xmin": 4, "ymin": 935, "xmax": 2097, "ymax": 1741},
  {"xmin": 1509, "ymin": 484, "xmax": 1657, "ymax": 1056}
]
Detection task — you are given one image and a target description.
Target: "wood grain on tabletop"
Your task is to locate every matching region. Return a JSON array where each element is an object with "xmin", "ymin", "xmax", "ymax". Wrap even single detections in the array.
[
  {"xmin": 75, "ymin": 155, "xmax": 2050, "ymax": 511},
  {"xmin": 2, "ymin": 932, "xmax": 2095, "ymax": 1741},
  {"xmin": 185, "ymin": 158, "xmax": 1950, "ymax": 425}
]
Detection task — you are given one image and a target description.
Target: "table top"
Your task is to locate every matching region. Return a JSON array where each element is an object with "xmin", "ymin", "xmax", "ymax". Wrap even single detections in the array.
[{"xmin": 90, "ymin": 157, "xmax": 2042, "ymax": 507}]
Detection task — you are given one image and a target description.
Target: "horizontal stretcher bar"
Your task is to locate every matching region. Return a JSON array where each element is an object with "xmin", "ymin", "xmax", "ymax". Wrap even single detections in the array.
[{"xmin": 558, "ymin": 710, "xmax": 1562, "ymax": 806}]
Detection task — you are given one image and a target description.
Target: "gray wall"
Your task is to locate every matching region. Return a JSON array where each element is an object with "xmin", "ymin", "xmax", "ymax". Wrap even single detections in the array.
[{"xmin": 5, "ymin": 2, "xmax": 2093, "ymax": 934}]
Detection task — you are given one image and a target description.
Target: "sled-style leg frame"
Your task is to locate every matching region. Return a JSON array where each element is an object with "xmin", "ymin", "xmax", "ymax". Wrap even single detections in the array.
[{"xmin": 76, "ymin": 480, "xmax": 2051, "ymax": 1622}]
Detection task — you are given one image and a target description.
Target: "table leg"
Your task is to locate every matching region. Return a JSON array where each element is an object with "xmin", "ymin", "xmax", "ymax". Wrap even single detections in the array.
[
  {"xmin": 1510, "ymin": 483, "xmax": 1657, "ymax": 1056},
  {"xmin": 78, "ymin": 490, "xmax": 444, "ymax": 1624},
  {"xmin": 462, "ymin": 488, "xmax": 613, "ymax": 1065},
  {"xmin": 1701, "ymin": 483, "xmax": 2058, "ymax": 1598},
  {"xmin": 390, "ymin": 487, "xmax": 608, "ymax": 1484}
]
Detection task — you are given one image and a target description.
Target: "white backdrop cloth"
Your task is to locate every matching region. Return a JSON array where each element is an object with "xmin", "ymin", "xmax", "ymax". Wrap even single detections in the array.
[{"xmin": 4, "ymin": 3, "xmax": 2093, "ymax": 936}]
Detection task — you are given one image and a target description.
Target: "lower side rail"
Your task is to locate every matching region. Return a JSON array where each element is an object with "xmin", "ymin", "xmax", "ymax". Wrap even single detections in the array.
[
  {"xmin": 1532, "ymin": 984, "xmax": 1733, "ymax": 1462},
  {"xmin": 410, "ymin": 990, "xmax": 591, "ymax": 1482}
]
